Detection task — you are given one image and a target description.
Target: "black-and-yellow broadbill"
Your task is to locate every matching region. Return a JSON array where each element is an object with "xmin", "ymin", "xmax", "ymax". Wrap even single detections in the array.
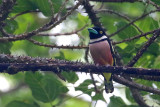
[{"xmin": 88, "ymin": 27, "xmax": 115, "ymax": 93}]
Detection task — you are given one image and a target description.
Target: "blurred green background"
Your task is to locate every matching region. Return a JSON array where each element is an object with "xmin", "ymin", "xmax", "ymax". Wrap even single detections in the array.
[{"xmin": 0, "ymin": 0, "xmax": 160, "ymax": 107}]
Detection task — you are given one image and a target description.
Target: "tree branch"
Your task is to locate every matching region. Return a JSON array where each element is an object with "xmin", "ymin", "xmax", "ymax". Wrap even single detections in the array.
[
  {"xmin": 89, "ymin": 0, "xmax": 138, "ymax": 3},
  {"xmin": 113, "ymin": 75, "xmax": 160, "ymax": 95},
  {"xmin": 0, "ymin": 0, "xmax": 83, "ymax": 42},
  {"xmin": 124, "ymin": 27, "xmax": 160, "ymax": 107},
  {"xmin": 83, "ymin": 0, "xmax": 103, "ymax": 29},
  {"xmin": 0, "ymin": 0, "xmax": 16, "ymax": 27},
  {"xmin": 125, "ymin": 74, "xmax": 160, "ymax": 82},
  {"xmin": 96, "ymin": 9, "xmax": 143, "ymax": 34},
  {"xmin": 129, "ymin": 89, "xmax": 150, "ymax": 107},
  {"xmin": 9, "ymin": 10, "xmax": 40, "ymax": 20},
  {"xmin": 0, "ymin": 54, "xmax": 160, "ymax": 97},
  {"xmin": 109, "ymin": 9, "xmax": 160, "ymax": 37},
  {"xmin": 1, "ymin": 54, "xmax": 160, "ymax": 76},
  {"xmin": 1, "ymin": 62, "xmax": 160, "ymax": 76},
  {"xmin": 27, "ymin": 38, "xmax": 88, "ymax": 49},
  {"xmin": 38, "ymin": 24, "xmax": 88, "ymax": 36},
  {"xmin": 127, "ymin": 29, "xmax": 160, "ymax": 67},
  {"xmin": 113, "ymin": 28, "xmax": 160, "ymax": 45},
  {"xmin": 83, "ymin": 1, "xmax": 153, "ymax": 106}
]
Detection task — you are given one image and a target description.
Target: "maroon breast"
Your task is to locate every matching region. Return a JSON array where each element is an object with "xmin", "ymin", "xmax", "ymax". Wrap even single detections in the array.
[{"xmin": 89, "ymin": 41, "xmax": 113, "ymax": 66}]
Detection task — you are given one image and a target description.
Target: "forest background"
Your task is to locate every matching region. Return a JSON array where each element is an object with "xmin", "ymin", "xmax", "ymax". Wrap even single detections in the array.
[{"xmin": 0, "ymin": 0, "xmax": 160, "ymax": 107}]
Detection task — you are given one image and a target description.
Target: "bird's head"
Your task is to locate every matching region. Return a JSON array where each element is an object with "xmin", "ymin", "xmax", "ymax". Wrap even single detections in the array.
[{"xmin": 88, "ymin": 27, "xmax": 106, "ymax": 39}]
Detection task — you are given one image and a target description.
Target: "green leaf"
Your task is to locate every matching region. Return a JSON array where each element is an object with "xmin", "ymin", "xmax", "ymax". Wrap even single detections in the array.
[
  {"xmin": 92, "ymin": 93, "xmax": 105, "ymax": 102},
  {"xmin": 33, "ymin": 102, "xmax": 41, "ymax": 107},
  {"xmin": 151, "ymin": 0, "xmax": 160, "ymax": 5},
  {"xmin": 49, "ymin": 0, "xmax": 63, "ymax": 15},
  {"xmin": 108, "ymin": 96, "xmax": 126, "ymax": 107},
  {"xmin": 0, "ymin": 42, "xmax": 12, "ymax": 54},
  {"xmin": 75, "ymin": 79, "xmax": 95, "ymax": 96},
  {"xmin": 11, "ymin": 40, "xmax": 50, "ymax": 57},
  {"xmin": 42, "ymin": 74, "xmax": 68, "ymax": 93},
  {"xmin": 135, "ymin": 53, "xmax": 155, "ymax": 68},
  {"xmin": 25, "ymin": 72, "xmax": 49, "ymax": 102},
  {"xmin": 76, "ymin": 13, "xmax": 90, "ymax": 43},
  {"xmin": 54, "ymin": 51, "xmax": 65, "ymax": 60},
  {"xmin": 6, "ymin": 101, "xmax": 38, "ymax": 107},
  {"xmin": 13, "ymin": 0, "xmax": 37, "ymax": 13},
  {"xmin": 125, "ymin": 88, "xmax": 135, "ymax": 103},
  {"xmin": 116, "ymin": 21, "xmax": 139, "ymax": 44},
  {"xmin": 153, "ymin": 56, "xmax": 160, "ymax": 69},
  {"xmin": 13, "ymin": 0, "xmax": 62, "ymax": 16},
  {"xmin": 100, "ymin": 14, "xmax": 118, "ymax": 35},
  {"xmin": 115, "ymin": 21, "xmax": 139, "ymax": 60},
  {"xmin": 0, "ymin": 20, "xmax": 17, "ymax": 54},
  {"xmin": 138, "ymin": 17, "xmax": 159, "ymax": 32},
  {"xmin": 150, "ymin": 94, "xmax": 160, "ymax": 103},
  {"xmin": 128, "ymin": 105, "xmax": 140, "ymax": 107},
  {"xmin": 33, "ymin": 0, "xmax": 62, "ymax": 16},
  {"xmin": 115, "ymin": 44, "xmax": 136, "ymax": 64},
  {"xmin": 78, "ymin": 13, "xmax": 89, "ymax": 24},
  {"xmin": 61, "ymin": 71, "xmax": 79, "ymax": 83},
  {"xmin": 25, "ymin": 72, "xmax": 68, "ymax": 103},
  {"xmin": 4, "ymin": 20, "xmax": 18, "ymax": 33},
  {"xmin": 32, "ymin": 0, "xmax": 51, "ymax": 16},
  {"xmin": 135, "ymin": 79, "xmax": 152, "ymax": 87},
  {"xmin": 53, "ymin": 50, "xmax": 84, "ymax": 60},
  {"xmin": 147, "ymin": 43, "xmax": 159, "ymax": 56}
]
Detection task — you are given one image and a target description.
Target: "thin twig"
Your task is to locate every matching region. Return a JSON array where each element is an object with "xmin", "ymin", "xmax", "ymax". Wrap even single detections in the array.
[
  {"xmin": 38, "ymin": 24, "xmax": 88, "ymax": 36},
  {"xmin": 90, "ymin": 73, "xmax": 100, "ymax": 93},
  {"xmin": 129, "ymin": 89, "xmax": 150, "ymax": 107},
  {"xmin": 125, "ymin": 28, "xmax": 160, "ymax": 107},
  {"xmin": 146, "ymin": 0, "xmax": 160, "ymax": 9},
  {"xmin": 44, "ymin": 0, "xmax": 83, "ymax": 31},
  {"xmin": 0, "ymin": 0, "xmax": 83, "ymax": 42},
  {"xmin": 127, "ymin": 29, "xmax": 160, "ymax": 67},
  {"xmin": 84, "ymin": 47, "xmax": 89, "ymax": 63},
  {"xmin": 28, "ymin": 38, "xmax": 88, "ymax": 49},
  {"xmin": 96, "ymin": 9, "xmax": 143, "ymax": 34},
  {"xmin": 113, "ymin": 75, "xmax": 160, "ymax": 95},
  {"xmin": 109, "ymin": 9, "xmax": 160, "ymax": 37},
  {"xmin": 48, "ymin": 0, "xmax": 54, "ymax": 16},
  {"xmin": 113, "ymin": 28, "xmax": 160, "ymax": 45},
  {"xmin": 0, "ymin": 0, "xmax": 16, "ymax": 27},
  {"xmin": 9, "ymin": 10, "xmax": 40, "ymax": 20},
  {"xmin": 89, "ymin": 0, "xmax": 138, "ymax": 2},
  {"xmin": 124, "ymin": 74, "xmax": 160, "ymax": 82},
  {"xmin": 54, "ymin": 0, "xmax": 69, "ymax": 21}
]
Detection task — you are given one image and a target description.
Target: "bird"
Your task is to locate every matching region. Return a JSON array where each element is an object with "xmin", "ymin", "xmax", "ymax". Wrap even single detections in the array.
[{"xmin": 88, "ymin": 26, "xmax": 115, "ymax": 93}]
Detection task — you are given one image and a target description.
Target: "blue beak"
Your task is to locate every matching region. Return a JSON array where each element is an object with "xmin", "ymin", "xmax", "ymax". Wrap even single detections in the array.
[{"xmin": 88, "ymin": 28, "xmax": 98, "ymax": 34}]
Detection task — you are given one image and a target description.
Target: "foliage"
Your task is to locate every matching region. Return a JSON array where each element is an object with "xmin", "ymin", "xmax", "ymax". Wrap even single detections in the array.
[{"xmin": 0, "ymin": 0, "xmax": 160, "ymax": 107}]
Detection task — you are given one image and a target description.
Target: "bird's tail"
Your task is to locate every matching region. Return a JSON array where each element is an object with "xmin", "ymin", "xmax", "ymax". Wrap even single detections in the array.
[{"xmin": 103, "ymin": 73, "xmax": 114, "ymax": 93}]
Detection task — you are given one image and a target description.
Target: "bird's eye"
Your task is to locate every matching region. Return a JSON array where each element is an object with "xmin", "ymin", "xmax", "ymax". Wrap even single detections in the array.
[{"xmin": 99, "ymin": 31, "xmax": 103, "ymax": 34}]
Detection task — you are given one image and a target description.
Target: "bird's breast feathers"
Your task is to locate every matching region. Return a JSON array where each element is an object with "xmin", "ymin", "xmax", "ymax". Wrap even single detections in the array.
[{"xmin": 89, "ymin": 38, "xmax": 113, "ymax": 66}]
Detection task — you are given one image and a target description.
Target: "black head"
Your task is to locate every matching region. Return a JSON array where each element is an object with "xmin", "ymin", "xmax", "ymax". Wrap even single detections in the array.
[{"xmin": 88, "ymin": 27, "xmax": 106, "ymax": 39}]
